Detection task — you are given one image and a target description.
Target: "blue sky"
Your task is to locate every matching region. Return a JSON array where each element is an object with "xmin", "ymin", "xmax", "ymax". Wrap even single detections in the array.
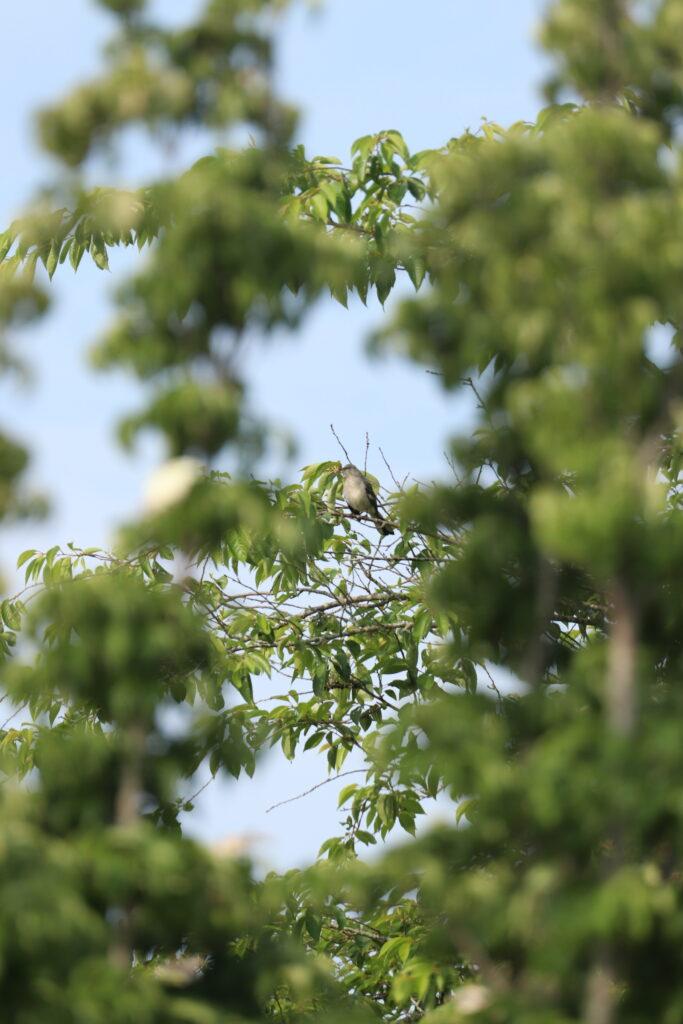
[{"xmin": 0, "ymin": 0, "xmax": 547, "ymax": 868}]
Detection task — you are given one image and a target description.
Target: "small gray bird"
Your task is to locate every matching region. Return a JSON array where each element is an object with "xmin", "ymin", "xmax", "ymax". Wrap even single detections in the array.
[{"xmin": 340, "ymin": 464, "xmax": 395, "ymax": 536}]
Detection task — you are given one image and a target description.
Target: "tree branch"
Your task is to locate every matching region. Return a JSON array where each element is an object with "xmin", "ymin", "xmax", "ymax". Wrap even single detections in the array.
[{"xmin": 266, "ymin": 769, "xmax": 367, "ymax": 814}]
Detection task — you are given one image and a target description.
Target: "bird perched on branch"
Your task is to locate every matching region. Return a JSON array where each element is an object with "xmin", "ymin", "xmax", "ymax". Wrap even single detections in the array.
[{"xmin": 340, "ymin": 464, "xmax": 395, "ymax": 536}]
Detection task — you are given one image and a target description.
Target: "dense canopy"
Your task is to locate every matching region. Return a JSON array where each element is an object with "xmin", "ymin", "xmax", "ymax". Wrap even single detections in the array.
[{"xmin": 2, "ymin": 1, "xmax": 683, "ymax": 1022}]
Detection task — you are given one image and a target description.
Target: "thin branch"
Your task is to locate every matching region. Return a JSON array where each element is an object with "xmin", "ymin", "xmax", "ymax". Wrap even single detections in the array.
[
  {"xmin": 266, "ymin": 769, "xmax": 367, "ymax": 813},
  {"xmin": 0, "ymin": 702, "xmax": 28, "ymax": 732},
  {"xmin": 330, "ymin": 423, "xmax": 351, "ymax": 463},
  {"xmin": 480, "ymin": 664, "xmax": 504, "ymax": 703},
  {"xmin": 293, "ymin": 591, "xmax": 397, "ymax": 622},
  {"xmin": 327, "ymin": 919, "xmax": 387, "ymax": 945},
  {"xmin": 379, "ymin": 446, "xmax": 403, "ymax": 492},
  {"xmin": 360, "ymin": 678, "xmax": 399, "ymax": 714},
  {"xmin": 183, "ymin": 773, "xmax": 217, "ymax": 807},
  {"xmin": 463, "ymin": 375, "xmax": 487, "ymax": 411}
]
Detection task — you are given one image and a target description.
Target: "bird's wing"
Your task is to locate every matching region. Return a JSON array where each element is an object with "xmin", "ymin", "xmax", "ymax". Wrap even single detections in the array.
[{"xmin": 363, "ymin": 476, "xmax": 381, "ymax": 516}]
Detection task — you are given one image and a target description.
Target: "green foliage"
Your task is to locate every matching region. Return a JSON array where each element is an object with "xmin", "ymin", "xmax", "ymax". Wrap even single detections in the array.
[
  {"xmin": 97, "ymin": 0, "xmax": 146, "ymax": 14},
  {"xmin": 6, "ymin": 0, "xmax": 683, "ymax": 1022}
]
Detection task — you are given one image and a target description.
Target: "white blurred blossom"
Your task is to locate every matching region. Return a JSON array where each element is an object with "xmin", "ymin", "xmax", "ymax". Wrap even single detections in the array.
[
  {"xmin": 452, "ymin": 984, "xmax": 491, "ymax": 1015},
  {"xmin": 207, "ymin": 832, "xmax": 266, "ymax": 859},
  {"xmin": 142, "ymin": 456, "xmax": 203, "ymax": 516},
  {"xmin": 153, "ymin": 953, "xmax": 207, "ymax": 987}
]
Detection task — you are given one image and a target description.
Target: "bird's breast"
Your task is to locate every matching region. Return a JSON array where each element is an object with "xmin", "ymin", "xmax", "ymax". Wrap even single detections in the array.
[{"xmin": 343, "ymin": 477, "xmax": 372, "ymax": 511}]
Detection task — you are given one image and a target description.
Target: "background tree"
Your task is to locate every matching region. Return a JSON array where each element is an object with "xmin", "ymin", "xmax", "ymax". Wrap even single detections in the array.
[{"xmin": 3, "ymin": 1, "xmax": 683, "ymax": 1022}]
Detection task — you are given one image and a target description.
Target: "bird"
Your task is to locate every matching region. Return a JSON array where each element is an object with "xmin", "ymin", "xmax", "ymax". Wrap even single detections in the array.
[{"xmin": 340, "ymin": 464, "xmax": 395, "ymax": 536}]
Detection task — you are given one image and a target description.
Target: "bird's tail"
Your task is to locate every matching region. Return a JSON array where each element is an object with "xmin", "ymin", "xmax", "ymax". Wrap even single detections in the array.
[{"xmin": 377, "ymin": 516, "xmax": 395, "ymax": 537}]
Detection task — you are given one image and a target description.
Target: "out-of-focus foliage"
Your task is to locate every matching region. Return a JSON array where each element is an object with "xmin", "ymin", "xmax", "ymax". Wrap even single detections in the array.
[
  {"xmin": 0, "ymin": 270, "xmax": 48, "ymax": 529},
  {"xmin": 4, "ymin": 0, "xmax": 683, "ymax": 1022}
]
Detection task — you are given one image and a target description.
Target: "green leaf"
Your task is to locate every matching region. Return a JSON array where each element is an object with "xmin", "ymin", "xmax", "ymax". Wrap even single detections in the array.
[
  {"xmin": 352, "ymin": 134, "xmax": 375, "ymax": 178},
  {"xmin": 58, "ymin": 237, "xmax": 74, "ymax": 265},
  {"xmin": 384, "ymin": 130, "xmax": 409, "ymax": 161},
  {"xmin": 425, "ymin": 766, "xmax": 441, "ymax": 799},
  {"xmin": 89, "ymin": 237, "xmax": 109, "ymax": 271},
  {"xmin": 319, "ymin": 181, "xmax": 340, "ymax": 207},
  {"xmin": 377, "ymin": 793, "xmax": 397, "ymax": 828},
  {"xmin": 16, "ymin": 549, "xmax": 36, "ymax": 569},
  {"xmin": 375, "ymin": 268, "xmax": 396, "ymax": 306},
  {"xmin": 387, "ymin": 182, "xmax": 407, "ymax": 205},
  {"xmin": 1, "ymin": 601, "xmax": 21, "ymax": 631},
  {"xmin": 337, "ymin": 782, "xmax": 358, "ymax": 807},
  {"xmin": 311, "ymin": 192, "xmax": 329, "ymax": 222},
  {"xmin": 412, "ymin": 608, "xmax": 432, "ymax": 641},
  {"xmin": 0, "ymin": 232, "xmax": 13, "ymax": 263},
  {"xmin": 405, "ymin": 255, "xmax": 426, "ymax": 290},
  {"xmin": 304, "ymin": 730, "xmax": 325, "ymax": 750},
  {"xmin": 379, "ymin": 936, "xmax": 412, "ymax": 963},
  {"xmin": 351, "ymin": 134, "xmax": 373, "ymax": 161},
  {"xmin": 282, "ymin": 731, "xmax": 295, "ymax": 760},
  {"xmin": 70, "ymin": 241, "xmax": 85, "ymax": 271},
  {"xmin": 335, "ymin": 188, "xmax": 353, "ymax": 223},
  {"xmin": 304, "ymin": 909, "xmax": 322, "ymax": 941},
  {"xmin": 45, "ymin": 242, "xmax": 59, "ymax": 280},
  {"xmin": 460, "ymin": 659, "xmax": 478, "ymax": 693},
  {"xmin": 330, "ymin": 282, "xmax": 348, "ymax": 308},
  {"xmin": 456, "ymin": 797, "xmax": 477, "ymax": 826}
]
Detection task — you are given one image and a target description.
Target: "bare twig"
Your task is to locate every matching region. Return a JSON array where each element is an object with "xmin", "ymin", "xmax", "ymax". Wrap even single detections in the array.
[
  {"xmin": 0, "ymin": 702, "xmax": 28, "ymax": 732},
  {"xmin": 183, "ymin": 773, "xmax": 217, "ymax": 808},
  {"xmin": 327, "ymin": 919, "xmax": 386, "ymax": 945},
  {"xmin": 294, "ymin": 591, "xmax": 396, "ymax": 622},
  {"xmin": 364, "ymin": 432, "xmax": 370, "ymax": 474},
  {"xmin": 379, "ymin": 447, "xmax": 403, "ymax": 492},
  {"xmin": 266, "ymin": 769, "xmax": 367, "ymax": 813},
  {"xmin": 330, "ymin": 424, "xmax": 351, "ymax": 463},
  {"xmin": 463, "ymin": 375, "xmax": 487, "ymax": 411},
  {"xmin": 480, "ymin": 664, "xmax": 504, "ymax": 703}
]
